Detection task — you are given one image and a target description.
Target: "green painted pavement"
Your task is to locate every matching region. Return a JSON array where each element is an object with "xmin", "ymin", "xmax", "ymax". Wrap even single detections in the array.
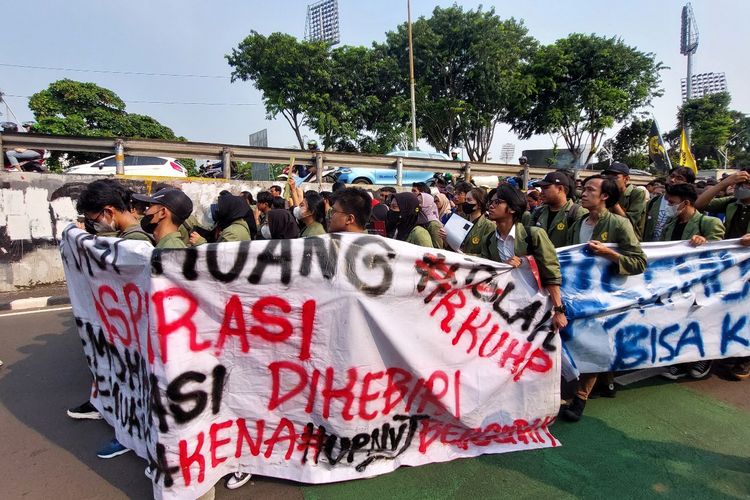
[{"xmin": 302, "ymin": 380, "xmax": 750, "ymax": 500}]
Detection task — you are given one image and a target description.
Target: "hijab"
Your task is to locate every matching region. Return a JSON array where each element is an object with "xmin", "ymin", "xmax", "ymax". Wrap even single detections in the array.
[
  {"xmin": 434, "ymin": 192, "xmax": 451, "ymax": 219},
  {"xmin": 267, "ymin": 209, "xmax": 300, "ymax": 239},
  {"xmin": 419, "ymin": 192, "xmax": 440, "ymax": 223},
  {"xmin": 390, "ymin": 192, "xmax": 424, "ymax": 241},
  {"xmin": 215, "ymin": 194, "xmax": 250, "ymax": 230}
]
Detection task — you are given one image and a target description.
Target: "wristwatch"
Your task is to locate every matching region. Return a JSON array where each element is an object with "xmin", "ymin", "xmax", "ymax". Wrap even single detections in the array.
[{"xmin": 553, "ymin": 304, "xmax": 567, "ymax": 314}]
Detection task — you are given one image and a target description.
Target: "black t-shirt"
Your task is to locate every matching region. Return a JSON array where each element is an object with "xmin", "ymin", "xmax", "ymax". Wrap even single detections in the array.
[
  {"xmin": 726, "ymin": 204, "xmax": 750, "ymax": 239},
  {"xmin": 546, "ymin": 210, "xmax": 560, "ymax": 233},
  {"xmin": 671, "ymin": 221, "xmax": 688, "ymax": 241}
]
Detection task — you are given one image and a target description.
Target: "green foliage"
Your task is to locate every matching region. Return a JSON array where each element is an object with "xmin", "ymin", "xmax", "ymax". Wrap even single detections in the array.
[
  {"xmin": 510, "ymin": 34, "xmax": 664, "ymax": 165},
  {"xmin": 28, "ymin": 79, "xmax": 182, "ymax": 168},
  {"xmin": 381, "ymin": 5, "xmax": 537, "ymax": 160}
]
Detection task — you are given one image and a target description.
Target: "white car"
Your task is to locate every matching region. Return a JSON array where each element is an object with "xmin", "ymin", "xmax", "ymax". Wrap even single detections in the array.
[{"xmin": 65, "ymin": 155, "xmax": 188, "ymax": 177}]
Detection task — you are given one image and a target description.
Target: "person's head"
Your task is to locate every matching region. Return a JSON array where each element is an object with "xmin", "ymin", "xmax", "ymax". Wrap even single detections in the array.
[
  {"xmin": 132, "ymin": 188, "xmax": 193, "ymax": 235},
  {"xmin": 695, "ymin": 180, "xmax": 707, "ymax": 196},
  {"xmin": 534, "ymin": 171, "xmax": 570, "ymax": 207},
  {"xmin": 269, "ymin": 185, "xmax": 282, "ymax": 197},
  {"xmin": 256, "ymin": 191, "xmax": 274, "ymax": 214},
  {"xmin": 378, "ymin": 186, "xmax": 397, "ymax": 204},
  {"xmin": 602, "ymin": 162, "xmax": 630, "ymax": 192},
  {"xmin": 453, "ymin": 181, "xmax": 473, "ymax": 206},
  {"xmin": 580, "ymin": 175, "xmax": 620, "ymax": 211},
  {"xmin": 214, "ymin": 193, "xmax": 250, "ymax": 229},
  {"xmin": 464, "ymin": 187, "xmax": 487, "ymax": 216},
  {"xmin": 76, "ymin": 179, "xmax": 135, "ymax": 234},
  {"xmin": 319, "ymin": 191, "xmax": 333, "ymax": 211},
  {"xmin": 666, "ymin": 166, "xmax": 696, "ymax": 186},
  {"xmin": 734, "ymin": 166, "xmax": 750, "ymax": 203},
  {"xmin": 240, "ymin": 191, "xmax": 255, "ymax": 205},
  {"xmin": 450, "ymin": 149, "xmax": 460, "ymax": 160},
  {"xmin": 295, "ymin": 191, "xmax": 327, "ymax": 228},
  {"xmin": 328, "ymin": 187, "xmax": 371, "ymax": 233},
  {"xmin": 664, "ymin": 182, "xmax": 697, "ymax": 219},
  {"xmin": 411, "ymin": 182, "xmax": 430, "ymax": 194},
  {"xmin": 307, "ymin": 139, "xmax": 318, "ymax": 151},
  {"xmin": 332, "ymin": 181, "xmax": 346, "ymax": 193},
  {"xmin": 271, "ymin": 196, "xmax": 286, "ymax": 209},
  {"xmin": 526, "ymin": 189, "xmax": 542, "ymax": 210},
  {"xmin": 486, "ymin": 184, "xmax": 526, "ymax": 223},
  {"xmin": 518, "ymin": 156, "xmax": 528, "ymax": 166}
]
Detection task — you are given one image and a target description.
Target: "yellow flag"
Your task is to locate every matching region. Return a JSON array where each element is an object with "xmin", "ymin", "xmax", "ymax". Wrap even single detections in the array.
[{"xmin": 679, "ymin": 128, "xmax": 698, "ymax": 174}]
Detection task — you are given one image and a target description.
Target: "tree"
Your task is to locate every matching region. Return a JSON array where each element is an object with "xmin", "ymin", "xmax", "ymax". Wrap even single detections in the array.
[
  {"xmin": 510, "ymin": 34, "xmax": 664, "ymax": 166},
  {"xmin": 382, "ymin": 5, "xmax": 537, "ymax": 161},
  {"xmin": 727, "ymin": 110, "xmax": 750, "ymax": 168},
  {"xmin": 227, "ymin": 32, "xmax": 331, "ymax": 150},
  {"xmin": 678, "ymin": 92, "xmax": 735, "ymax": 168},
  {"xmin": 28, "ymin": 79, "xmax": 187, "ymax": 170},
  {"xmin": 596, "ymin": 118, "xmax": 652, "ymax": 170}
]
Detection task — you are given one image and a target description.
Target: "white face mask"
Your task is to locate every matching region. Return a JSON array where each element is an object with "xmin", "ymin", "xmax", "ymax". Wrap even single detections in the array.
[
  {"xmin": 261, "ymin": 225, "xmax": 271, "ymax": 239},
  {"xmin": 293, "ymin": 206, "xmax": 304, "ymax": 220},
  {"xmin": 664, "ymin": 202, "xmax": 681, "ymax": 218}
]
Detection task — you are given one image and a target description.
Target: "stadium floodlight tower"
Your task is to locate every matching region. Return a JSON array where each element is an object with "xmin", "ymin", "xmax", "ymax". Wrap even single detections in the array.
[
  {"xmin": 305, "ymin": 0, "xmax": 341, "ymax": 45},
  {"xmin": 680, "ymin": 3, "xmax": 699, "ymax": 143}
]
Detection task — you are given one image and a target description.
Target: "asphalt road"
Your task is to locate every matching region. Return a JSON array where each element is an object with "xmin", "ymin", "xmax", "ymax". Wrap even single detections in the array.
[{"xmin": 1, "ymin": 306, "xmax": 749, "ymax": 500}]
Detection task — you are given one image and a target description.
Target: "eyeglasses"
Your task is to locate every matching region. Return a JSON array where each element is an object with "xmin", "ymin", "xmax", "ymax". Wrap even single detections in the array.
[
  {"xmin": 488, "ymin": 198, "xmax": 507, "ymax": 207},
  {"xmin": 330, "ymin": 209, "xmax": 352, "ymax": 218}
]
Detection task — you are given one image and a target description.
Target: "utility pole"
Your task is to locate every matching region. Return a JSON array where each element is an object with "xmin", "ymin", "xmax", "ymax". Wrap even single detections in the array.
[{"xmin": 407, "ymin": 0, "xmax": 417, "ymax": 150}]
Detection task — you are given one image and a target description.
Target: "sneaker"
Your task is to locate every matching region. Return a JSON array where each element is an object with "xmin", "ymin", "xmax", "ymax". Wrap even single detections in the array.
[
  {"xmin": 96, "ymin": 438, "xmax": 130, "ymax": 459},
  {"xmin": 559, "ymin": 397, "xmax": 586, "ymax": 423},
  {"xmin": 728, "ymin": 358, "xmax": 750, "ymax": 381},
  {"xmin": 225, "ymin": 472, "xmax": 252, "ymax": 490},
  {"xmin": 661, "ymin": 365, "xmax": 688, "ymax": 380},
  {"xmin": 688, "ymin": 360, "xmax": 712, "ymax": 379},
  {"xmin": 67, "ymin": 401, "xmax": 102, "ymax": 420}
]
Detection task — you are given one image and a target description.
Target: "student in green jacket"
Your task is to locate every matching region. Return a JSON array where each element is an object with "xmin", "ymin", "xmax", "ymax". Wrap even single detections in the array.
[
  {"xmin": 76, "ymin": 179, "xmax": 154, "ymax": 244},
  {"xmin": 451, "ymin": 187, "xmax": 496, "ymax": 255},
  {"xmin": 560, "ymin": 175, "xmax": 647, "ymax": 423},
  {"xmin": 603, "ymin": 162, "xmax": 647, "ymax": 240},
  {"xmin": 695, "ymin": 167, "xmax": 750, "ymax": 380},
  {"xmin": 132, "ymin": 188, "xmax": 193, "ymax": 249},
  {"xmin": 387, "ymin": 192, "xmax": 433, "ymax": 248},
  {"xmin": 213, "ymin": 193, "xmax": 251, "ymax": 242},
  {"xmin": 295, "ymin": 191, "xmax": 327, "ymax": 237},
  {"xmin": 531, "ymin": 171, "xmax": 588, "ymax": 248},
  {"xmin": 643, "ymin": 167, "xmax": 696, "ymax": 242},
  {"xmin": 481, "ymin": 184, "xmax": 568, "ymax": 332}
]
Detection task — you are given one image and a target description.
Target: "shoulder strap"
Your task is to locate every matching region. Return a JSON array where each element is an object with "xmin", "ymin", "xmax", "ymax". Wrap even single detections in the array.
[
  {"xmin": 566, "ymin": 202, "xmax": 581, "ymax": 228},
  {"xmin": 698, "ymin": 214, "xmax": 705, "ymax": 236},
  {"xmin": 524, "ymin": 225, "xmax": 535, "ymax": 255},
  {"xmin": 120, "ymin": 225, "xmax": 156, "ymax": 245}
]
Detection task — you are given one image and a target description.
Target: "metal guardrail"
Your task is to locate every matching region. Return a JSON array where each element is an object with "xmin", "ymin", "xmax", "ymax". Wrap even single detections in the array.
[{"xmin": 0, "ymin": 133, "xmax": 654, "ymax": 186}]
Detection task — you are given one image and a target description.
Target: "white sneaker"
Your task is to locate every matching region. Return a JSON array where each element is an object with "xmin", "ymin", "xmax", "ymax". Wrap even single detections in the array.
[{"xmin": 225, "ymin": 472, "xmax": 252, "ymax": 490}]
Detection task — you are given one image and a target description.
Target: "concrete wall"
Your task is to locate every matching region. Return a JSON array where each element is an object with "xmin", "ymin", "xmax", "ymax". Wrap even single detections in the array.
[{"xmin": 0, "ymin": 172, "xmax": 332, "ymax": 291}]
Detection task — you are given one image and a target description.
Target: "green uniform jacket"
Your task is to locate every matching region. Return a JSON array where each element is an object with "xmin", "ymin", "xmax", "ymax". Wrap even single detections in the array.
[
  {"xmin": 530, "ymin": 200, "xmax": 588, "ymax": 248},
  {"xmin": 461, "ymin": 215, "xmax": 496, "ymax": 256},
  {"xmin": 642, "ymin": 194, "xmax": 664, "ymax": 242},
  {"xmin": 179, "ymin": 214, "xmax": 207, "ymax": 246},
  {"xmin": 567, "ymin": 208, "xmax": 647, "ymax": 276},
  {"xmin": 425, "ymin": 220, "xmax": 444, "ymax": 249},
  {"xmin": 619, "ymin": 184, "xmax": 647, "ymax": 239},
  {"xmin": 118, "ymin": 223, "xmax": 154, "ymax": 244},
  {"xmin": 157, "ymin": 231, "xmax": 187, "ymax": 249},
  {"xmin": 661, "ymin": 211, "xmax": 725, "ymax": 242},
  {"xmin": 218, "ymin": 219, "xmax": 251, "ymax": 242},
  {"xmin": 301, "ymin": 221, "xmax": 326, "ymax": 237},
  {"xmin": 406, "ymin": 226, "xmax": 434, "ymax": 248},
  {"xmin": 704, "ymin": 197, "xmax": 750, "ymax": 237},
  {"xmin": 480, "ymin": 223, "xmax": 562, "ymax": 286}
]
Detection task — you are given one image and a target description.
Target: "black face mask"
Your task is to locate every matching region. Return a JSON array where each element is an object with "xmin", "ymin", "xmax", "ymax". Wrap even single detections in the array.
[
  {"xmin": 463, "ymin": 202, "xmax": 477, "ymax": 214},
  {"xmin": 140, "ymin": 213, "xmax": 159, "ymax": 234},
  {"xmin": 386, "ymin": 210, "xmax": 401, "ymax": 231}
]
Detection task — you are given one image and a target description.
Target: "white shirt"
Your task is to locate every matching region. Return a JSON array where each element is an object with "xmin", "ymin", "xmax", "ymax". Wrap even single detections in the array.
[
  {"xmin": 495, "ymin": 224, "xmax": 516, "ymax": 261},
  {"xmin": 579, "ymin": 217, "xmax": 596, "ymax": 243}
]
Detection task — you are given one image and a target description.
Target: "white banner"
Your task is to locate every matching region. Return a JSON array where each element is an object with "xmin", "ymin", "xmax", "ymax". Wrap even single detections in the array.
[
  {"xmin": 559, "ymin": 240, "xmax": 750, "ymax": 374},
  {"xmin": 60, "ymin": 227, "xmax": 560, "ymax": 500}
]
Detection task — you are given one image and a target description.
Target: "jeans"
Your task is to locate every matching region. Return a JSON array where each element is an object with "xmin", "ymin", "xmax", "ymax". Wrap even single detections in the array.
[{"xmin": 6, "ymin": 149, "xmax": 41, "ymax": 167}]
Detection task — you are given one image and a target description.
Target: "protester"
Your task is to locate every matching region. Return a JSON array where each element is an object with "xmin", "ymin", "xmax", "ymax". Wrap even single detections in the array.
[
  {"xmin": 481, "ymin": 184, "xmax": 567, "ymax": 329},
  {"xmin": 213, "ymin": 193, "xmax": 252, "ymax": 242},
  {"xmin": 454, "ymin": 187, "xmax": 495, "ymax": 255},
  {"xmin": 452, "ymin": 181, "xmax": 473, "ymax": 219},
  {"xmin": 132, "ymin": 188, "xmax": 193, "ymax": 249},
  {"xmin": 387, "ymin": 192, "xmax": 433, "ymax": 247},
  {"xmin": 418, "ymin": 192, "xmax": 444, "ymax": 249},
  {"xmin": 560, "ymin": 175, "xmax": 647, "ymax": 422},
  {"xmin": 603, "ymin": 162, "xmax": 647, "ymax": 239},
  {"xmin": 266, "ymin": 208, "xmax": 299, "ymax": 239},
  {"xmin": 532, "ymin": 172, "xmax": 588, "ymax": 248},
  {"xmin": 327, "ymin": 187, "xmax": 371, "ymax": 233},
  {"xmin": 434, "ymin": 191, "xmax": 452, "ymax": 222},
  {"xmin": 240, "ymin": 191, "xmax": 259, "ymax": 239},
  {"xmin": 269, "ymin": 185, "xmax": 282, "ymax": 198},
  {"xmin": 526, "ymin": 189, "xmax": 542, "ymax": 212},
  {"xmin": 296, "ymin": 191, "xmax": 327, "ymax": 237},
  {"xmin": 659, "ymin": 183, "xmax": 724, "ymax": 381},
  {"xmin": 643, "ymin": 167, "xmax": 695, "ymax": 242},
  {"xmin": 256, "ymin": 191, "xmax": 274, "ymax": 238},
  {"xmin": 694, "ymin": 167, "xmax": 750, "ymax": 380},
  {"xmin": 332, "ymin": 181, "xmax": 346, "ymax": 192},
  {"xmin": 378, "ymin": 186, "xmax": 397, "ymax": 205}
]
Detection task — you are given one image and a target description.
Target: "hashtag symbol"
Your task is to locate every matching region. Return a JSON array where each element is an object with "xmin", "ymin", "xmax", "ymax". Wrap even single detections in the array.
[
  {"xmin": 297, "ymin": 422, "xmax": 327, "ymax": 464},
  {"xmin": 415, "ymin": 254, "xmax": 460, "ymax": 303}
]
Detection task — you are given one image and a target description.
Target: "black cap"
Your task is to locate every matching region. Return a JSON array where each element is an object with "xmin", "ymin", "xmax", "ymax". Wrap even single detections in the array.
[
  {"xmin": 534, "ymin": 171, "xmax": 569, "ymax": 188},
  {"xmin": 603, "ymin": 162, "xmax": 630, "ymax": 176},
  {"xmin": 132, "ymin": 188, "xmax": 193, "ymax": 221}
]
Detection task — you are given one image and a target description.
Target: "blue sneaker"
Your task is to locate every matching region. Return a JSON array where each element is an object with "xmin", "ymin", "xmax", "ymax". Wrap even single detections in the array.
[{"xmin": 96, "ymin": 438, "xmax": 130, "ymax": 459}]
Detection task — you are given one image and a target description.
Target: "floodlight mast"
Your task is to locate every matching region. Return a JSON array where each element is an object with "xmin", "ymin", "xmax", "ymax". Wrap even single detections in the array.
[
  {"xmin": 680, "ymin": 3, "xmax": 699, "ymax": 144},
  {"xmin": 305, "ymin": 0, "xmax": 340, "ymax": 45}
]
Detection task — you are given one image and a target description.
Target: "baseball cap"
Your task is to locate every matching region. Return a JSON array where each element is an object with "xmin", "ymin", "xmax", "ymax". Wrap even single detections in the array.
[
  {"xmin": 132, "ymin": 188, "xmax": 193, "ymax": 221},
  {"xmin": 534, "ymin": 171, "xmax": 569, "ymax": 188},
  {"xmin": 602, "ymin": 162, "xmax": 630, "ymax": 176}
]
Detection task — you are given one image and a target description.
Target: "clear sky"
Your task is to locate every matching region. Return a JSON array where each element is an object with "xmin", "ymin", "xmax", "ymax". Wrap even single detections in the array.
[{"xmin": 2, "ymin": 0, "xmax": 748, "ymax": 162}]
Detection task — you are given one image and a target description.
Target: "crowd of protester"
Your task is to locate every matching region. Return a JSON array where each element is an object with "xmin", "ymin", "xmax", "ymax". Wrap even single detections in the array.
[{"xmin": 66, "ymin": 161, "xmax": 750, "ymax": 494}]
